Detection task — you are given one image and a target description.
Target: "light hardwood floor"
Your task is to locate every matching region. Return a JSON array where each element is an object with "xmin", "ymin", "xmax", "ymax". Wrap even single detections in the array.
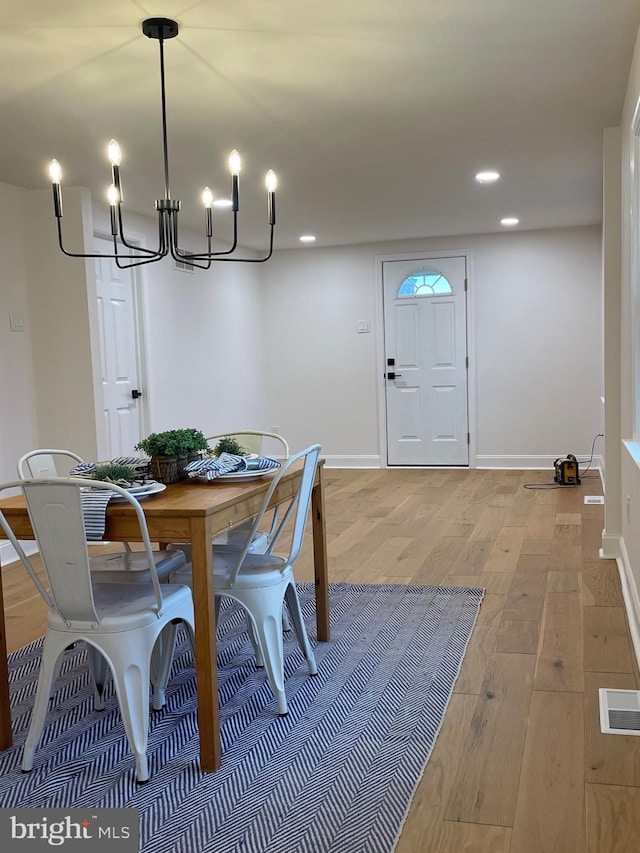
[{"xmin": 4, "ymin": 467, "xmax": 640, "ymax": 852}]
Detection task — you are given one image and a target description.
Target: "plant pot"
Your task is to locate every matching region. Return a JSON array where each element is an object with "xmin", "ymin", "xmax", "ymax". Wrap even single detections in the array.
[
  {"xmin": 150, "ymin": 455, "xmax": 180, "ymax": 485},
  {"xmin": 175, "ymin": 452, "xmax": 202, "ymax": 481}
]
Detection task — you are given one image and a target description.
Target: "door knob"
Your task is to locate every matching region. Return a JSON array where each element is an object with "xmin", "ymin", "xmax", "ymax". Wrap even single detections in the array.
[
  {"xmin": 387, "ymin": 372, "xmax": 402, "ymax": 380},
  {"xmin": 131, "ymin": 389, "xmax": 142, "ymax": 399}
]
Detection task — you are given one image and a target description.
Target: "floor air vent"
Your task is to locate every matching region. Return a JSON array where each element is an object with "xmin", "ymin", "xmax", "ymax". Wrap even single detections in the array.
[
  {"xmin": 599, "ymin": 688, "xmax": 640, "ymax": 735},
  {"xmin": 584, "ymin": 495, "xmax": 605, "ymax": 505}
]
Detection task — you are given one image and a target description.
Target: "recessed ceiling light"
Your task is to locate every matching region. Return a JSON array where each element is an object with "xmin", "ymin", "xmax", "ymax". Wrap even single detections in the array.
[
  {"xmin": 475, "ymin": 170, "xmax": 500, "ymax": 183},
  {"xmin": 299, "ymin": 235, "xmax": 316, "ymax": 243},
  {"xmin": 212, "ymin": 198, "xmax": 232, "ymax": 208},
  {"xmin": 500, "ymin": 217, "xmax": 519, "ymax": 226}
]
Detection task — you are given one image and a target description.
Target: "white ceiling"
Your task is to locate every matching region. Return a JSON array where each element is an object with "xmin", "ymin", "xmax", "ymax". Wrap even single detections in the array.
[{"xmin": 2, "ymin": 0, "xmax": 639, "ymax": 251}]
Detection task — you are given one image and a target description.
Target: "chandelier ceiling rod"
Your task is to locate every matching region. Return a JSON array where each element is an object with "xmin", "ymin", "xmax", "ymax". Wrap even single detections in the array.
[{"xmin": 48, "ymin": 17, "xmax": 276, "ymax": 270}]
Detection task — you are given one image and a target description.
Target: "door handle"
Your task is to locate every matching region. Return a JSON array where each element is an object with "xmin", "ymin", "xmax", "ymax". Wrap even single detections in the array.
[
  {"xmin": 387, "ymin": 372, "xmax": 402, "ymax": 380},
  {"xmin": 131, "ymin": 389, "xmax": 142, "ymax": 399}
]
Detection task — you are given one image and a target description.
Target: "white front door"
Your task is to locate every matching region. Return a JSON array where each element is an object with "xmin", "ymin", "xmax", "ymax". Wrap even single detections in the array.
[
  {"xmin": 94, "ymin": 237, "xmax": 142, "ymax": 457},
  {"xmin": 383, "ymin": 255, "xmax": 469, "ymax": 466}
]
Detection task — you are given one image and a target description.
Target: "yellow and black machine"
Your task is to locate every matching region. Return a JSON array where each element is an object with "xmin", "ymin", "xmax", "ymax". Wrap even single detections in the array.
[{"xmin": 553, "ymin": 453, "xmax": 581, "ymax": 486}]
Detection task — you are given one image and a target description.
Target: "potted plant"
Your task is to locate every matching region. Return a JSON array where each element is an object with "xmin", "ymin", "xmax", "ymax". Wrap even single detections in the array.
[
  {"xmin": 135, "ymin": 428, "xmax": 208, "ymax": 484},
  {"xmin": 209, "ymin": 436, "xmax": 249, "ymax": 457},
  {"xmin": 90, "ymin": 463, "xmax": 139, "ymax": 486}
]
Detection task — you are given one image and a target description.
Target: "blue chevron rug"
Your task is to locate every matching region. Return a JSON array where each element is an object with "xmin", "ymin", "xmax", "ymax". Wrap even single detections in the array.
[{"xmin": 0, "ymin": 582, "xmax": 483, "ymax": 852}]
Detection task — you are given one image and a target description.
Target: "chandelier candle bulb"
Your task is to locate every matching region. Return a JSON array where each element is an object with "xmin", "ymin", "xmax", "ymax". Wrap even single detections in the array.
[
  {"xmin": 266, "ymin": 170, "xmax": 277, "ymax": 225},
  {"xmin": 202, "ymin": 187, "xmax": 213, "ymax": 238},
  {"xmin": 107, "ymin": 184, "xmax": 120, "ymax": 234},
  {"xmin": 49, "ymin": 159, "xmax": 63, "ymax": 217},
  {"xmin": 107, "ymin": 139, "xmax": 121, "ymax": 166},
  {"xmin": 108, "ymin": 139, "xmax": 123, "ymax": 201},
  {"xmin": 228, "ymin": 150, "xmax": 241, "ymax": 175},
  {"xmin": 202, "ymin": 187, "xmax": 213, "ymax": 208},
  {"xmin": 107, "ymin": 185, "xmax": 120, "ymax": 206},
  {"xmin": 229, "ymin": 151, "xmax": 241, "ymax": 213}
]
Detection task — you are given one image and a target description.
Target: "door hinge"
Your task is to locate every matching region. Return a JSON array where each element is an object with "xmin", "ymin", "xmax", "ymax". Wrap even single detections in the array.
[
  {"xmin": 467, "ymin": 432, "xmax": 471, "ymax": 445},
  {"xmin": 464, "ymin": 278, "xmax": 468, "ymax": 292},
  {"xmin": 465, "ymin": 356, "xmax": 469, "ymax": 369}
]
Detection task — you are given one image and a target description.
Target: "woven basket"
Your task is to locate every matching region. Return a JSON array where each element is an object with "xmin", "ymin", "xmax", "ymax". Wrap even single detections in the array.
[{"xmin": 150, "ymin": 455, "xmax": 180, "ymax": 485}]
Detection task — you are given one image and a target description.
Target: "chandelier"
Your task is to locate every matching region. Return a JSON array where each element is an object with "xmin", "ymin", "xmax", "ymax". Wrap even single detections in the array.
[{"xmin": 48, "ymin": 18, "xmax": 276, "ymax": 270}]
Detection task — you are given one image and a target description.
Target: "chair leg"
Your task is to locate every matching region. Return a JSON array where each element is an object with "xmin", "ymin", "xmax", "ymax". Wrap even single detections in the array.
[
  {"xmin": 86, "ymin": 645, "xmax": 109, "ymax": 711},
  {"xmin": 284, "ymin": 582, "xmax": 318, "ymax": 675},
  {"xmin": 216, "ymin": 595, "xmax": 265, "ymax": 667},
  {"xmin": 101, "ymin": 637, "xmax": 154, "ymax": 783},
  {"xmin": 232, "ymin": 592, "xmax": 288, "ymax": 715},
  {"xmin": 22, "ymin": 634, "xmax": 66, "ymax": 772},
  {"xmin": 246, "ymin": 618, "xmax": 265, "ymax": 667},
  {"xmin": 281, "ymin": 605, "xmax": 292, "ymax": 632},
  {"xmin": 150, "ymin": 623, "xmax": 179, "ymax": 711}
]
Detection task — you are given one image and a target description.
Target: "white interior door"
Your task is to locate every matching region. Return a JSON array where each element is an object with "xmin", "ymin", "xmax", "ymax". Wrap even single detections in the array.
[
  {"xmin": 94, "ymin": 237, "xmax": 142, "ymax": 457},
  {"xmin": 383, "ymin": 255, "xmax": 469, "ymax": 466}
]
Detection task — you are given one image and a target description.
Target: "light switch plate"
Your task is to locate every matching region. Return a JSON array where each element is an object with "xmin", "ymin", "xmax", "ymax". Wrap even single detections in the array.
[{"xmin": 9, "ymin": 310, "xmax": 24, "ymax": 332}]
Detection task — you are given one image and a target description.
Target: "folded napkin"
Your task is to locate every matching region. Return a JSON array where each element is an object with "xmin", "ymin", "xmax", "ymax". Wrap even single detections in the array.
[
  {"xmin": 184, "ymin": 453, "xmax": 281, "ymax": 482},
  {"xmin": 80, "ymin": 490, "xmax": 115, "ymax": 541},
  {"xmin": 69, "ymin": 457, "xmax": 150, "ymax": 478}
]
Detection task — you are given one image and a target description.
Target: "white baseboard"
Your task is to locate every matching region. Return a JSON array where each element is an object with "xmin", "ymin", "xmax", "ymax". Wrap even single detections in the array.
[
  {"xmin": 0, "ymin": 539, "xmax": 39, "ymax": 566},
  {"xmin": 616, "ymin": 537, "xmax": 640, "ymax": 672},
  {"xmin": 476, "ymin": 455, "xmax": 559, "ymax": 469},
  {"xmin": 476, "ymin": 453, "xmax": 603, "ymax": 473},
  {"xmin": 325, "ymin": 454, "xmax": 604, "ymax": 472},
  {"xmin": 600, "ymin": 531, "xmax": 622, "ymax": 560},
  {"xmin": 324, "ymin": 455, "xmax": 381, "ymax": 468}
]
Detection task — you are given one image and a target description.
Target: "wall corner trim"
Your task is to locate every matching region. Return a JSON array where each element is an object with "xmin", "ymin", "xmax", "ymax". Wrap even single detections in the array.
[{"xmin": 617, "ymin": 537, "xmax": 640, "ymax": 672}]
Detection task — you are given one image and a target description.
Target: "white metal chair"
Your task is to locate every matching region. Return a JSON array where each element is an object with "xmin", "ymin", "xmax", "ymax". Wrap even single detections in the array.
[
  {"xmin": 0, "ymin": 476, "xmax": 195, "ymax": 783},
  {"xmin": 17, "ymin": 448, "xmax": 186, "ymax": 583},
  {"xmin": 166, "ymin": 430, "xmax": 292, "ymax": 645},
  {"xmin": 173, "ymin": 431, "xmax": 290, "ymax": 557},
  {"xmin": 170, "ymin": 444, "xmax": 320, "ymax": 716}
]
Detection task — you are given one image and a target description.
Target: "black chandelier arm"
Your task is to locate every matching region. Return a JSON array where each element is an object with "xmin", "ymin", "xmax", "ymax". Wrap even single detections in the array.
[
  {"xmin": 114, "ymin": 204, "xmax": 164, "ymax": 255},
  {"xmin": 110, "ymin": 227, "xmax": 171, "ymax": 269},
  {"xmin": 112, "ymin": 253, "xmax": 170, "ymax": 270},
  {"xmin": 169, "ymin": 212, "xmax": 213, "ymax": 263},
  {"xmin": 174, "ymin": 211, "xmax": 241, "ymax": 260},
  {"xmin": 53, "ymin": 217, "xmax": 164, "ymax": 263},
  {"xmin": 169, "ymin": 244, "xmax": 212, "ymax": 270},
  {"xmin": 201, "ymin": 225, "xmax": 274, "ymax": 264}
]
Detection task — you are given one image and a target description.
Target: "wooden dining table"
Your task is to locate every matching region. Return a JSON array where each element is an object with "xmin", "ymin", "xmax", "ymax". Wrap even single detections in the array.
[{"xmin": 0, "ymin": 458, "xmax": 329, "ymax": 772}]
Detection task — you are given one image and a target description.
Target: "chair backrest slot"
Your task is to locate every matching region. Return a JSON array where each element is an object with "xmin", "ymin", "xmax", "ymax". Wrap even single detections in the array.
[
  {"xmin": 21, "ymin": 481, "xmax": 97, "ymax": 624},
  {"xmin": 18, "ymin": 448, "xmax": 85, "ymax": 479},
  {"xmin": 205, "ymin": 430, "xmax": 290, "ymax": 460}
]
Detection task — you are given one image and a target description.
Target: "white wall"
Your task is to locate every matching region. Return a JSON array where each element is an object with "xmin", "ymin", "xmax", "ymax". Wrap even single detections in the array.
[
  {"xmin": 261, "ymin": 226, "xmax": 603, "ymax": 466},
  {"xmin": 22, "ymin": 187, "xmax": 103, "ymax": 462},
  {"xmin": 0, "ymin": 182, "xmax": 37, "ymax": 483},
  {"xmin": 617, "ymin": 27, "xmax": 640, "ymax": 662},
  {"xmin": 90, "ymin": 204, "xmax": 269, "ymax": 439},
  {"xmin": 602, "ymin": 126, "xmax": 622, "ymax": 558},
  {"xmin": 0, "ymin": 189, "xmax": 604, "ymax": 482}
]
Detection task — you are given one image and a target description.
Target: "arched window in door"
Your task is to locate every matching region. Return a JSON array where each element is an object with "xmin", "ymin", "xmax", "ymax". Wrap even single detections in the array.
[{"xmin": 397, "ymin": 270, "xmax": 453, "ymax": 297}]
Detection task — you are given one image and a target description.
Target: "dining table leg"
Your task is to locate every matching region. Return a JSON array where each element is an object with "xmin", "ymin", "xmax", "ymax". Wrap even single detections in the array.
[
  {"xmin": 189, "ymin": 516, "xmax": 221, "ymax": 772},
  {"xmin": 311, "ymin": 464, "xmax": 330, "ymax": 641},
  {"xmin": 0, "ymin": 557, "xmax": 11, "ymax": 750}
]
